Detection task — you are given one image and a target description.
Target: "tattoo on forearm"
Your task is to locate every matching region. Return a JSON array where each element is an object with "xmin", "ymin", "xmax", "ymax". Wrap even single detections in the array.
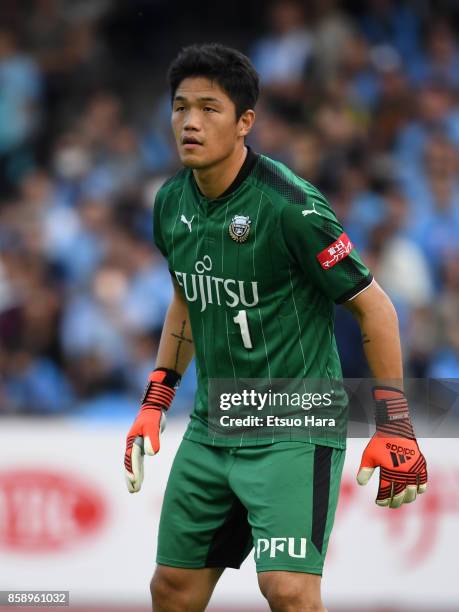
[
  {"xmin": 171, "ymin": 320, "xmax": 193, "ymax": 370},
  {"xmin": 362, "ymin": 333, "xmax": 371, "ymax": 345}
]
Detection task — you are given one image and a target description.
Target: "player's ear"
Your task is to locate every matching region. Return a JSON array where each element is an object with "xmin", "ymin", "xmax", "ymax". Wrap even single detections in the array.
[{"xmin": 238, "ymin": 109, "xmax": 255, "ymax": 137}]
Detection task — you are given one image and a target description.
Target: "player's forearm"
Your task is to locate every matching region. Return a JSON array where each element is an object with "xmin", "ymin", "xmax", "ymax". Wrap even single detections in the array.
[
  {"xmin": 345, "ymin": 282, "xmax": 403, "ymax": 385},
  {"xmin": 155, "ymin": 290, "xmax": 194, "ymax": 375},
  {"xmin": 358, "ymin": 301, "xmax": 403, "ymax": 384}
]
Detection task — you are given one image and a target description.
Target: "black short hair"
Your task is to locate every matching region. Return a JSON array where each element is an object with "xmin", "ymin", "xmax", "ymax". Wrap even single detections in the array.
[{"xmin": 168, "ymin": 43, "xmax": 260, "ymax": 118}]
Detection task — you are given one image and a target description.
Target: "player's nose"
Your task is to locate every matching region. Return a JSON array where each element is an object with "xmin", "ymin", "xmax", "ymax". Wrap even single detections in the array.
[{"xmin": 183, "ymin": 108, "xmax": 202, "ymax": 131}]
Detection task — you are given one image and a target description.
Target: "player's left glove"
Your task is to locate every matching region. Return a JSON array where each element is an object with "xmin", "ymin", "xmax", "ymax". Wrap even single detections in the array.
[
  {"xmin": 357, "ymin": 386, "xmax": 428, "ymax": 508},
  {"xmin": 124, "ymin": 367, "xmax": 180, "ymax": 493}
]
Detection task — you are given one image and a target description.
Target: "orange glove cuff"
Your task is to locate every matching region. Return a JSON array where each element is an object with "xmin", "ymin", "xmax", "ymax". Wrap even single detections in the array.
[
  {"xmin": 373, "ymin": 386, "xmax": 415, "ymax": 439},
  {"xmin": 141, "ymin": 367, "xmax": 181, "ymax": 412}
]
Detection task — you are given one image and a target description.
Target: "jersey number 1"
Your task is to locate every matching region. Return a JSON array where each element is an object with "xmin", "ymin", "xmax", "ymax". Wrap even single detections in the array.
[{"xmin": 233, "ymin": 310, "xmax": 253, "ymax": 349}]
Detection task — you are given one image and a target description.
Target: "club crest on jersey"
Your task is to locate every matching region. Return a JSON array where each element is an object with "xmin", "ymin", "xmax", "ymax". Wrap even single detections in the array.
[{"xmin": 229, "ymin": 215, "xmax": 251, "ymax": 243}]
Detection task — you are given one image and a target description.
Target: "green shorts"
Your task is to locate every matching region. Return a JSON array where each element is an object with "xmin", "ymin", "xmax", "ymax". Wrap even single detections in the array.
[{"xmin": 156, "ymin": 439, "xmax": 345, "ymax": 575}]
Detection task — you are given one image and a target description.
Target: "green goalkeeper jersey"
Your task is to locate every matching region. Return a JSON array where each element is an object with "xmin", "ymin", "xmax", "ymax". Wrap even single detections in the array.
[{"xmin": 153, "ymin": 148, "xmax": 372, "ymax": 448}]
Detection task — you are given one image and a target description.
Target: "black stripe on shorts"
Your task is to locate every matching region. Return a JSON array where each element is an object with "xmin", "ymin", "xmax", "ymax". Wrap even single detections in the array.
[
  {"xmin": 205, "ymin": 496, "xmax": 252, "ymax": 568},
  {"xmin": 311, "ymin": 445, "xmax": 332, "ymax": 554}
]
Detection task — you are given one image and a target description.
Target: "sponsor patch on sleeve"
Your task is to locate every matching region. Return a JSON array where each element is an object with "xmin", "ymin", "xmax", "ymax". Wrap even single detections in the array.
[{"xmin": 316, "ymin": 232, "xmax": 353, "ymax": 269}]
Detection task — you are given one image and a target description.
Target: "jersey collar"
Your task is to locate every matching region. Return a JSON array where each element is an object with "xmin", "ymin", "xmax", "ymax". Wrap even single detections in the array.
[
  {"xmin": 191, "ymin": 146, "xmax": 259, "ymax": 203},
  {"xmin": 218, "ymin": 145, "xmax": 259, "ymax": 198}
]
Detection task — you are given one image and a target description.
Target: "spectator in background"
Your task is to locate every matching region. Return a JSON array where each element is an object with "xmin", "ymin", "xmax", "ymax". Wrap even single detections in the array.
[
  {"xmin": 251, "ymin": 95, "xmax": 301, "ymax": 165},
  {"xmin": 370, "ymin": 58, "xmax": 412, "ymax": 152},
  {"xmin": 0, "ymin": 251, "xmax": 22, "ymax": 356},
  {"xmin": 51, "ymin": 131, "xmax": 94, "ymax": 206},
  {"xmin": 405, "ymin": 133, "xmax": 459, "ymax": 282},
  {"xmin": 359, "ymin": 0, "xmax": 421, "ymax": 65},
  {"xmin": 367, "ymin": 187, "xmax": 433, "ymax": 311},
  {"xmin": 251, "ymin": 0, "xmax": 313, "ymax": 96},
  {"xmin": 25, "ymin": 0, "xmax": 71, "ymax": 75},
  {"xmin": 118, "ymin": 233, "xmax": 172, "ymax": 334},
  {"xmin": 321, "ymin": 154, "xmax": 382, "ymax": 251},
  {"xmin": 338, "ymin": 32, "xmax": 382, "ymax": 109},
  {"xmin": 2, "ymin": 348, "xmax": 73, "ymax": 414},
  {"xmin": 409, "ymin": 19, "xmax": 459, "ymax": 89},
  {"xmin": 430, "ymin": 255, "xmax": 459, "ymax": 377},
  {"xmin": 314, "ymin": 71, "xmax": 368, "ymax": 148},
  {"xmin": 85, "ymin": 124, "xmax": 147, "ymax": 197},
  {"xmin": 0, "ymin": 27, "xmax": 43, "ymax": 191},
  {"xmin": 78, "ymin": 91, "xmax": 122, "ymax": 153},
  {"xmin": 0, "ymin": 252, "xmax": 61, "ymax": 361},
  {"xmin": 310, "ymin": 0, "xmax": 355, "ymax": 81},
  {"xmin": 61, "ymin": 260, "xmax": 132, "ymax": 369},
  {"xmin": 48, "ymin": 92, "xmax": 130, "ymax": 203},
  {"xmin": 0, "ymin": 245, "xmax": 71, "ymax": 414},
  {"xmin": 60, "ymin": 222, "xmax": 172, "ymax": 392},
  {"xmin": 141, "ymin": 93, "xmax": 179, "ymax": 175},
  {"xmin": 25, "ymin": 0, "xmax": 110, "ymax": 98},
  {"xmin": 289, "ymin": 128, "xmax": 322, "ymax": 185},
  {"xmin": 396, "ymin": 80, "xmax": 459, "ymax": 166},
  {"xmin": 429, "ymin": 325, "xmax": 459, "ymax": 378},
  {"xmin": 313, "ymin": 0, "xmax": 356, "ymax": 75},
  {"xmin": 52, "ymin": 196, "xmax": 108, "ymax": 286}
]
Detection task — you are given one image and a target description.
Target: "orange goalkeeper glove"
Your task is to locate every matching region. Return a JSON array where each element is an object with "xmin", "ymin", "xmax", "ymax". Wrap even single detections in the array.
[
  {"xmin": 357, "ymin": 386, "xmax": 428, "ymax": 508},
  {"xmin": 124, "ymin": 368, "xmax": 181, "ymax": 493}
]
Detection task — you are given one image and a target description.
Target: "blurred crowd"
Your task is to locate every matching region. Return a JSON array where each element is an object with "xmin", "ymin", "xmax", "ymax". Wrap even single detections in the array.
[{"xmin": 1, "ymin": 0, "xmax": 459, "ymax": 416}]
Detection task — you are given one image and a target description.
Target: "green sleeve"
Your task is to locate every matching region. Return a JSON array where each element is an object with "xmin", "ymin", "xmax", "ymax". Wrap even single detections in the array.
[
  {"xmin": 280, "ymin": 191, "xmax": 373, "ymax": 303},
  {"xmin": 153, "ymin": 189, "xmax": 168, "ymax": 258}
]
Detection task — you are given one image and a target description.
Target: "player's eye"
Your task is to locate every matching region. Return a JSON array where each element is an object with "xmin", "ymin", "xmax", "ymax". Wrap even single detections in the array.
[
  {"xmin": 174, "ymin": 106, "xmax": 185, "ymax": 112},
  {"xmin": 203, "ymin": 107, "xmax": 217, "ymax": 112}
]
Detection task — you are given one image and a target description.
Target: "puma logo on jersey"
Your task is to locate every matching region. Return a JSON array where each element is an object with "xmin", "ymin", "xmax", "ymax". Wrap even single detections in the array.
[
  {"xmin": 180, "ymin": 214, "xmax": 194, "ymax": 232},
  {"xmin": 302, "ymin": 201, "xmax": 320, "ymax": 217}
]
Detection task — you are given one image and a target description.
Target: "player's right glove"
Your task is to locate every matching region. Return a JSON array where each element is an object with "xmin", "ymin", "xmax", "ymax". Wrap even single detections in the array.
[
  {"xmin": 357, "ymin": 386, "xmax": 428, "ymax": 508},
  {"xmin": 124, "ymin": 367, "xmax": 181, "ymax": 493}
]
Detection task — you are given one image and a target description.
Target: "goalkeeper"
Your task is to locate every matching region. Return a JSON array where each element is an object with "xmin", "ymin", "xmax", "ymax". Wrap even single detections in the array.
[{"xmin": 124, "ymin": 43, "xmax": 427, "ymax": 612}]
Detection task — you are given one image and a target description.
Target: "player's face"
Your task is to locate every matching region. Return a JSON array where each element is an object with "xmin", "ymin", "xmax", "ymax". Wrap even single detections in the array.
[{"xmin": 171, "ymin": 77, "xmax": 254, "ymax": 169}]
